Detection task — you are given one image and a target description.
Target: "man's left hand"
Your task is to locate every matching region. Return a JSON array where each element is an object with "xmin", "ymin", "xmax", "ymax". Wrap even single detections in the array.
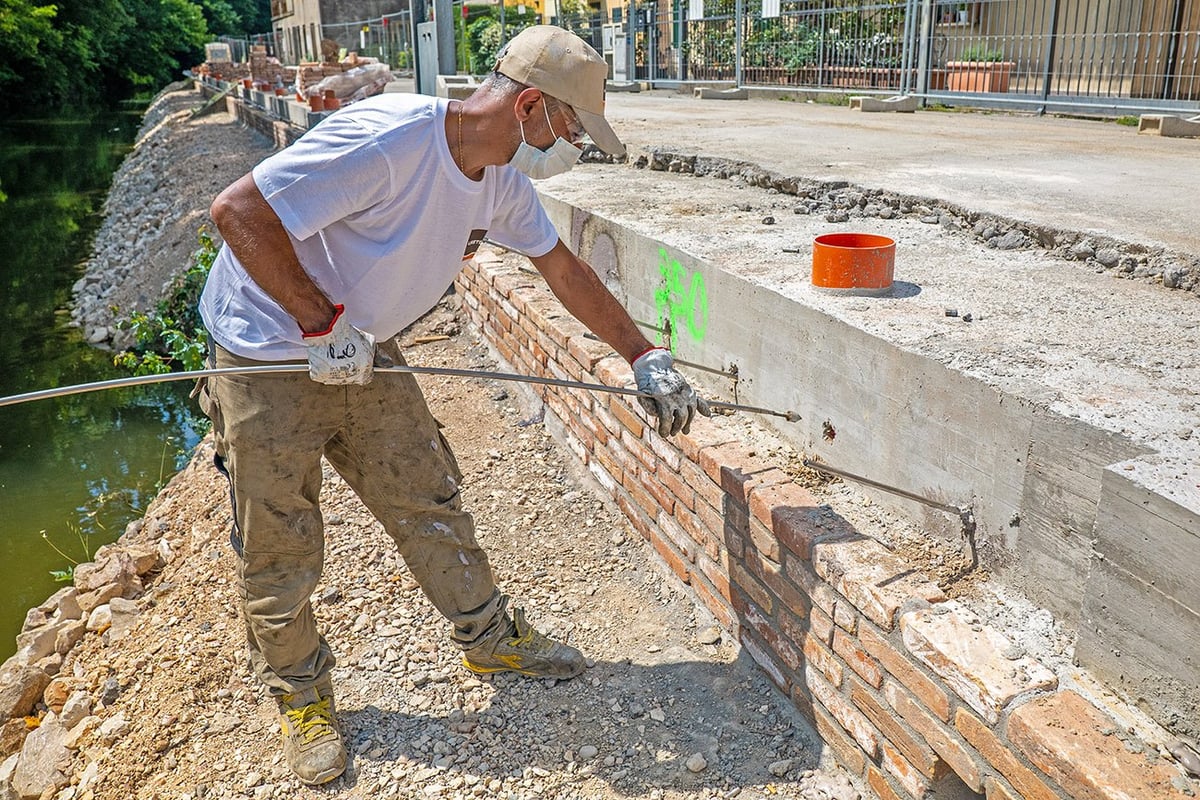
[{"xmin": 632, "ymin": 348, "xmax": 711, "ymax": 437}]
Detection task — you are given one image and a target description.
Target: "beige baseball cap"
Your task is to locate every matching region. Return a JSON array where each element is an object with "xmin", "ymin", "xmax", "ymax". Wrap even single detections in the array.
[{"xmin": 494, "ymin": 25, "xmax": 626, "ymax": 157}]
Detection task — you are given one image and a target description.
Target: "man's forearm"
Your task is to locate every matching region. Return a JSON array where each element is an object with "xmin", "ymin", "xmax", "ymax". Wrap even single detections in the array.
[
  {"xmin": 211, "ymin": 173, "xmax": 336, "ymax": 334},
  {"xmin": 532, "ymin": 241, "xmax": 653, "ymax": 363}
]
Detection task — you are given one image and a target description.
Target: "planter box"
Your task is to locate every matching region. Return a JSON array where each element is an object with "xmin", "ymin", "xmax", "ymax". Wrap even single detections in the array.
[{"xmin": 945, "ymin": 60, "xmax": 1015, "ymax": 93}]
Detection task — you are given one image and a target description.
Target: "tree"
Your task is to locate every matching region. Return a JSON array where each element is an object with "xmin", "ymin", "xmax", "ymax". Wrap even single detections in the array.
[{"xmin": 0, "ymin": 0, "xmax": 61, "ymax": 96}]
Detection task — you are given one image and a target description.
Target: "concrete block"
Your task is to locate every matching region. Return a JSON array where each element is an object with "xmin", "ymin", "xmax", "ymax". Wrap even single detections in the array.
[
  {"xmin": 436, "ymin": 74, "xmax": 478, "ymax": 100},
  {"xmin": 695, "ymin": 86, "xmax": 749, "ymax": 100},
  {"xmin": 1138, "ymin": 114, "xmax": 1200, "ymax": 138},
  {"xmin": 849, "ymin": 95, "xmax": 918, "ymax": 112},
  {"xmin": 606, "ymin": 81, "xmax": 642, "ymax": 93}
]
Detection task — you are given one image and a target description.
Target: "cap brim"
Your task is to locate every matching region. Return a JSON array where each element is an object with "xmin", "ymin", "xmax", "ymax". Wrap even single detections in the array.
[{"xmin": 573, "ymin": 106, "xmax": 625, "ymax": 157}]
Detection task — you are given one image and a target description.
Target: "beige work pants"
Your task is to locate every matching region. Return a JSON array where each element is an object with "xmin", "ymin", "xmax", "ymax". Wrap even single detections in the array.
[{"xmin": 198, "ymin": 337, "xmax": 505, "ymax": 696}]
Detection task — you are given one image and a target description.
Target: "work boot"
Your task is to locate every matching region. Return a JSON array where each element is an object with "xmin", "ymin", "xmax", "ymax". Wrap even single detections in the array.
[
  {"xmin": 462, "ymin": 607, "xmax": 586, "ymax": 679},
  {"xmin": 277, "ymin": 680, "xmax": 347, "ymax": 785}
]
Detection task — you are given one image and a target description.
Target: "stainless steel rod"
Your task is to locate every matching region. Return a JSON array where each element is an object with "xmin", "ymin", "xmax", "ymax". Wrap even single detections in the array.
[
  {"xmin": 0, "ymin": 364, "xmax": 801, "ymax": 422},
  {"xmin": 801, "ymin": 458, "xmax": 962, "ymax": 515}
]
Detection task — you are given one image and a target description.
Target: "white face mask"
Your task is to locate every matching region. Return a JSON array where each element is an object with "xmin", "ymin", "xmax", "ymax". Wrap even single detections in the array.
[{"xmin": 508, "ymin": 102, "xmax": 581, "ymax": 180}]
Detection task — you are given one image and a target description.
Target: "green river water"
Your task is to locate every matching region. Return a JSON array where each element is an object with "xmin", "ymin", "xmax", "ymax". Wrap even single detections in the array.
[{"xmin": 0, "ymin": 107, "xmax": 206, "ymax": 660}]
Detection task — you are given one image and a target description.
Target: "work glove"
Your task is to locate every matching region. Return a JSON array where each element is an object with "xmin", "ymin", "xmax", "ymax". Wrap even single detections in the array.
[
  {"xmin": 631, "ymin": 347, "xmax": 711, "ymax": 437},
  {"xmin": 302, "ymin": 304, "xmax": 375, "ymax": 385}
]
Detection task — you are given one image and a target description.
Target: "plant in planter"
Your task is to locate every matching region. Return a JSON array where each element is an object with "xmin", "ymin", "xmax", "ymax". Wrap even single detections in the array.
[{"xmin": 946, "ymin": 44, "xmax": 1014, "ymax": 93}]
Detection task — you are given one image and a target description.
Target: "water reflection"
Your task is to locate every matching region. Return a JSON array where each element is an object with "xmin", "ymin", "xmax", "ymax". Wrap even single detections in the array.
[{"xmin": 0, "ymin": 107, "xmax": 205, "ymax": 657}]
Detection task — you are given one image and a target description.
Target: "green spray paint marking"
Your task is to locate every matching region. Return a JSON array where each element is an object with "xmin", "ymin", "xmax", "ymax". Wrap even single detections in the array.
[{"xmin": 654, "ymin": 248, "xmax": 708, "ymax": 344}]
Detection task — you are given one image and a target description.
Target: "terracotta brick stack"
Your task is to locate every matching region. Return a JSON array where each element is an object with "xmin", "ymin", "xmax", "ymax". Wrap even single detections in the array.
[{"xmin": 455, "ymin": 248, "xmax": 1194, "ymax": 800}]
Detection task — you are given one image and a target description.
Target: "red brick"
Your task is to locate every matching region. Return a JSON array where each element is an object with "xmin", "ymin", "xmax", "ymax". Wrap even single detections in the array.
[
  {"xmin": 576, "ymin": 406, "xmax": 608, "ymax": 446},
  {"xmin": 983, "ymin": 776, "xmax": 1020, "ymax": 800},
  {"xmin": 656, "ymin": 510, "xmax": 695, "ymax": 562},
  {"xmin": 640, "ymin": 469, "xmax": 677, "ymax": 516},
  {"xmin": 749, "ymin": 482, "xmax": 825, "ymax": 560},
  {"xmin": 722, "ymin": 466, "xmax": 791, "ymax": 508},
  {"xmin": 868, "ymin": 767, "xmax": 908, "ymax": 800},
  {"xmin": 850, "ymin": 678, "xmax": 945, "ymax": 781},
  {"xmin": 730, "ymin": 560, "xmax": 773, "ymax": 615},
  {"xmin": 833, "ymin": 601, "xmax": 859, "ymax": 633},
  {"xmin": 567, "ymin": 334, "xmax": 614, "ymax": 372},
  {"xmin": 745, "ymin": 547, "xmax": 810, "ymax": 619},
  {"xmin": 814, "ymin": 537, "xmax": 946, "ymax": 631},
  {"xmin": 649, "ymin": 530, "xmax": 691, "ymax": 584},
  {"xmin": 860, "ymin": 624, "xmax": 952, "ymax": 722},
  {"xmin": 647, "ymin": 429, "xmax": 684, "ymax": 472},
  {"xmin": 656, "ymin": 461, "xmax": 695, "ymax": 512},
  {"xmin": 955, "ymin": 709, "xmax": 1059, "ymax": 800},
  {"xmin": 623, "ymin": 470, "xmax": 660, "ymax": 519},
  {"xmin": 806, "ymin": 667, "xmax": 878, "ymax": 759},
  {"xmin": 803, "ymin": 632, "xmax": 844, "ymax": 688},
  {"xmin": 695, "ymin": 550, "xmax": 733, "ymax": 605},
  {"xmin": 783, "ymin": 555, "xmax": 840, "ymax": 618},
  {"xmin": 608, "ymin": 397, "xmax": 646, "ymax": 437},
  {"xmin": 690, "ymin": 569, "xmax": 737, "ymax": 631},
  {"xmin": 615, "ymin": 489, "xmax": 653, "ymax": 541},
  {"xmin": 591, "ymin": 445, "xmax": 624, "ymax": 487},
  {"xmin": 594, "ymin": 355, "xmax": 633, "ymax": 389},
  {"xmin": 693, "ymin": 499, "xmax": 724, "ymax": 552},
  {"xmin": 604, "ymin": 435, "xmax": 639, "ymax": 479},
  {"xmin": 587, "ymin": 458, "xmax": 617, "ymax": 497},
  {"xmin": 674, "ymin": 415, "xmax": 737, "ymax": 462},
  {"xmin": 812, "ymin": 706, "xmax": 867, "ymax": 778},
  {"xmin": 741, "ymin": 630, "xmax": 792, "ymax": 694},
  {"xmin": 739, "ymin": 597, "xmax": 802, "ymax": 675},
  {"xmin": 900, "ymin": 605, "xmax": 1057, "ymax": 724},
  {"xmin": 621, "ymin": 429, "xmax": 657, "ymax": 471},
  {"xmin": 884, "ymin": 681, "xmax": 984, "ymax": 792},
  {"xmin": 492, "ymin": 273, "xmax": 534, "ymax": 298},
  {"xmin": 810, "ymin": 605, "xmax": 835, "ymax": 645},
  {"xmin": 546, "ymin": 315, "xmax": 590, "ymax": 349},
  {"xmin": 834, "ymin": 628, "xmax": 883, "ymax": 688},
  {"xmin": 747, "ymin": 516, "xmax": 782, "ymax": 562},
  {"xmin": 699, "ymin": 441, "xmax": 767, "ymax": 486},
  {"xmin": 684, "ymin": 459, "xmax": 725, "ymax": 511},
  {"xmin": 881, "ymin": 741, "xmax": 931, "ymax": 799},
  {"xmin": 1008, "ymin": 691, "xmax": 1193, "ymax": 800}
]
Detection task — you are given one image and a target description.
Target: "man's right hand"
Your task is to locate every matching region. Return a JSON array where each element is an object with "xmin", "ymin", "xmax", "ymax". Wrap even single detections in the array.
[
  {"xmin": 631, "ymin": 347, "xmax": 711, "ymax": 437},
  {"xmin": 302, "ymin": 304, "xmax": 375, "ymax": 385}
]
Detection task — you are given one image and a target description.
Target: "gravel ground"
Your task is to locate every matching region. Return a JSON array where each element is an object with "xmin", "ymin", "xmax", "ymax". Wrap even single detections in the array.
[{"xmin": 55, "ymin": 296, "xmax": 859, "ymax": 800}]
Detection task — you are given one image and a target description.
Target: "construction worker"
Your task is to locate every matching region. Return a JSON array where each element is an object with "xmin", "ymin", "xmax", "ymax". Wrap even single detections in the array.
[{"xmin": 197, "ymin": 25, "xmax": 708, "ymax": 786}]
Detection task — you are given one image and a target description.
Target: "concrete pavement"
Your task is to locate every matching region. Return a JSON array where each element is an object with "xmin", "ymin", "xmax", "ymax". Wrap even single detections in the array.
[{"xmin": 602, "ymin": 89, "xmax": 1200, "ymax": 256}]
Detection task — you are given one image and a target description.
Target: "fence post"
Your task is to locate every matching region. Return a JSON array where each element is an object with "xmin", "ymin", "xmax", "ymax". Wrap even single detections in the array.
[
  {"xmin": 1038, "ymin": 0, "xmax": 1062, "ymax": 114},
  {"xmin": 734, "ymin": 0, "xmax": 744, "ymax": 86},
  {"xmin": 915, "ymin": 0, "xmax": 934, "ymax": 99},
  {"xmin": 900, "ymin": 0, "xmax": 916, "ymax": 94}
]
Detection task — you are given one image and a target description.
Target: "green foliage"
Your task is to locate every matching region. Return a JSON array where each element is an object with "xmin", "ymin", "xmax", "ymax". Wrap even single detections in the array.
[
  {"xmin": 114, "ymin": 227, "xmax": 216, "ymax": 376},
  {"xmin": 41, "ymin": 522, "xmax": 90, "ymax": 580},
  {"xmin": 0, "ymin": 0, "xmax": 226, "ymax": 108},
  {"xmin": 464, "ymin": 8, "xmax": 536, "ymax": 76},
  {"xmin": 1115, "ymin": 114, "xmax": 1139, "ymax": 127},
  {"xmin": 959, "ymin": 44, "xmax": 1005, "ymax": 62}
]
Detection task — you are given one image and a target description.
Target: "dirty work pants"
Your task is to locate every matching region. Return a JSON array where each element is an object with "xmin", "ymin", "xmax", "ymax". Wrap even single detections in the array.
[{"xmin": 198, "ymin": 337, "xmax": 505, "ymax": 696}]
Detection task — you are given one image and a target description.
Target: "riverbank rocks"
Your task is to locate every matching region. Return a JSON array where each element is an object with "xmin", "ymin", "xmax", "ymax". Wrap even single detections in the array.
[
  {"xmin": 11, "ymin": 713, "xmax": 70, "ymax": 800},
  {"xmin": 69, "ymin": 85, "xmax": 273, "ymax": 349}
]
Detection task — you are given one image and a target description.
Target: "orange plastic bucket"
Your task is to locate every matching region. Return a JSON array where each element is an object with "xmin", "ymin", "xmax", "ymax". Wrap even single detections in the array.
[{"xmin": 811, "ymin": 233, "xmax": 895, "ymax": 295}]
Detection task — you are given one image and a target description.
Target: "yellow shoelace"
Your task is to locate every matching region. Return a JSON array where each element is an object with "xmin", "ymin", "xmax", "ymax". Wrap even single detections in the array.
[{"xmin": 283, "ymin": 697, "xmax": 334, "ymax": 744}]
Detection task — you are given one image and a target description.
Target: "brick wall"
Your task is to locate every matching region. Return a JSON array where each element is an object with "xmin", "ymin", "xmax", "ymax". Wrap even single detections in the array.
[{"xmin": 455, "ymin": 249, "xmax": 1192, "ymax": 800}]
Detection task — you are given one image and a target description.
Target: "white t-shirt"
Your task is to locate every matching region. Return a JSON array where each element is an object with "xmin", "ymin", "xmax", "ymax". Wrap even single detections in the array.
[{"xmin": 199, "ymin": 93, "xmax": 560, "ymax": 361}]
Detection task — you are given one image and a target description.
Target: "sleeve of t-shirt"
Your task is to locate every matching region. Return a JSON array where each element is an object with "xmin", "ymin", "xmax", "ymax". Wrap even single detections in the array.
[
  {"xmin": 485, "ymin": 171, "xmax": 561, "ymax": 258},
  {"xmin": 252, "ymin": 116, "xmax": 392, "ymax": 242}
]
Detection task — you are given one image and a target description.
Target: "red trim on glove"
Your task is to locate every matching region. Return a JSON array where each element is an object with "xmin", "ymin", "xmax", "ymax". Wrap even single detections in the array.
[
  {"xmin": 301, "ymin": 304, "xmax": 345, "ymax": 339},
  {"xmin": 630, "ymin": 345, "xmax": 668, "ymax": 364}
]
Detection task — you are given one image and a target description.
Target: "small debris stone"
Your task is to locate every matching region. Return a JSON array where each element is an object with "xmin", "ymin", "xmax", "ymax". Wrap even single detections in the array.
[{"xmin": 685, "ymin": 752, "xmax": 708, "ymax": 773}]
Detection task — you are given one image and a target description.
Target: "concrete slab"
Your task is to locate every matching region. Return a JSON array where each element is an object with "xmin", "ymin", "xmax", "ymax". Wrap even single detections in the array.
[
  {"xmin": 600, "ymin": 91, "xmax": 1200, "ymax": 255},
  {"xmin": 1138, "ymin": 114, "xmax": 1200, "ymax": 138},
  {"xmin": 606, "ymin": 81, "xmax": 643, "ymax": 93},
  {"xmin": 849, "ymin": 95, "xmax": 918, "ymax": 113},
  {"xmin": 695, "ymin": 87, "xmax": 749, "ymax": 100}
]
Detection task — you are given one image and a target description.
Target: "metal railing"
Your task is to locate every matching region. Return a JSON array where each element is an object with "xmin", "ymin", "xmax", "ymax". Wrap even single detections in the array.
[{"xmin": 627, "ymin": 0, "xmax": 1200, "ymax": 115}]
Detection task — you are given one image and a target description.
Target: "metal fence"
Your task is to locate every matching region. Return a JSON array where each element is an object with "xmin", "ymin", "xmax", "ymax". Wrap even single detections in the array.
[{"xmin": 628, "ymin": 0, "xmax": 1200, "ymax": 114}]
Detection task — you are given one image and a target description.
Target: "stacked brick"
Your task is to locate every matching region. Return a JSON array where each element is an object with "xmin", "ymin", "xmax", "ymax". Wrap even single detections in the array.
[{"xmin": 455, "ymin": 249, "xmax": 1194, "ymax": 800}]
